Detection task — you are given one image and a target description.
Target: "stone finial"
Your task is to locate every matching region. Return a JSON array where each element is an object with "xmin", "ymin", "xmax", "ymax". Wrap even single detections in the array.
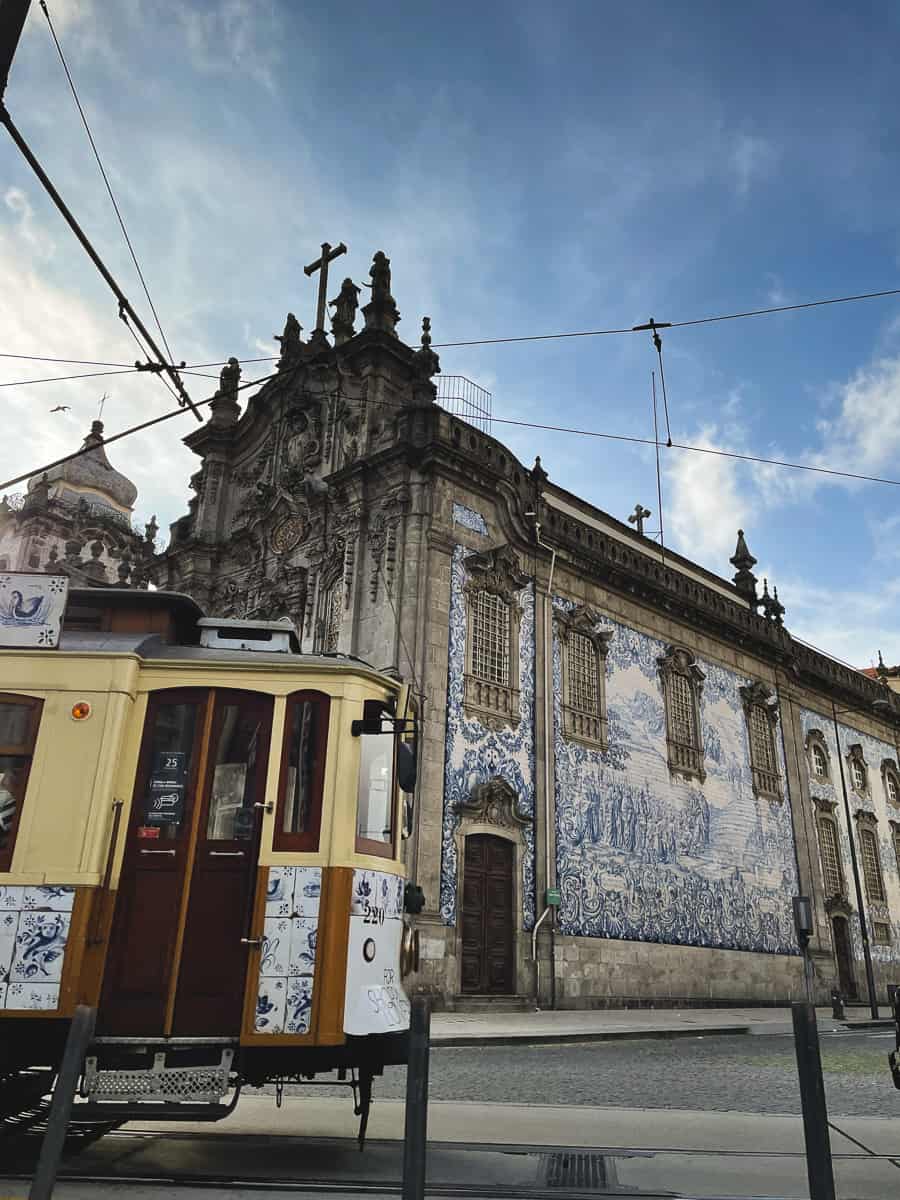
[
  {"xmin": 362, "ymin": 250, "xmax": 400, "ymax": 335},
  {"xmin": 730, "ymin": 529, "xmax": 758, "ymax": 605},
  {"xmin": 412, "ymin": 316, "xmax": 441, "ymax": 378},
  {"xmin": 274, "ymin": 313, "xmax": 304, "ymax": 368},
  {"xmin": 64, "ymin": 538, "xmax": 83, "ymax": 564},
  {"xmin": 877, "ymin": 650, "xmax": 887, "ymax": 677},
  {"xmin": 329, "ymin": 277, "xmax": 361, "ymax": 346},
  {"xmin": 117, "ymin": 557, "xmax": 132, "ymax": 584},
  {"xmin": 210, "ymin": 356, "xmax": 242, "ymax": 427},
  {"xmin": 770, "ymin": 585, "xmax": 785, "ymax": 625},
  {"xmin": 145, "ymin": 514, "xmax": 159, "ymax": 545}
]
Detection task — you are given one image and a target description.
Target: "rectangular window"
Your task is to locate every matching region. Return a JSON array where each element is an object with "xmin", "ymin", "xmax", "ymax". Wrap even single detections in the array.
[
  {"xmin": 873, "ymin": 921, "xmax": 892, "ymax": 945},
  {"xmin": 0, "ymin": 694, "xmax": 43, "ymax": 871},
  {"xmin": 669, "ymin": 673, "xmax": 697, "ymax": 749},
  {"xmin": 819, "ymin": 818, "xmax": 843, "ymax": 898},
  {"xmin": 749, "ymin": 705, "xmax": 780, "ymax": 798},
  {"xmin": 356, "ymin": 731, "xmax": 396, "ymax": 857},
  {"xmin": 275, "ymin": 692, "xmax": 329, "ymax": 851},
  {"xmin": 860, "ymin": 827, "xmax": 886, "ymax": 903},
  {"xmin": 139, "ymin": 700, "xmax": 199, "ymax": 840},
  {"xmin": 471, "ymin": 591, "xmax": 510, "ymax": 686},
  {"xmin": 568, "ymin": 632, "xmax": 599, "ymax": 714},
  {"xmin": 206, "ymin": 701, "xmax": 269, "ymax": 842}
]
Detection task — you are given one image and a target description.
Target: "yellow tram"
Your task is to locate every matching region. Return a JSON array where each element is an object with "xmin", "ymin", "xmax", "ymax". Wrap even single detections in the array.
[{"xmin": 0, "ymin": 581, "xmax": 420, "ymax": 1140}]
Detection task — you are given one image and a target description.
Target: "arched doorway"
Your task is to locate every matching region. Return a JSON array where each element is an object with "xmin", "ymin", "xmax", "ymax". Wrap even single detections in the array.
[
  {"xmin": 832, "ymin": 916, "xmax": 857, "ymax": 999},
  {"xmin": 461, "ymin": 834, "xmax": 514, "ymax": 994}
]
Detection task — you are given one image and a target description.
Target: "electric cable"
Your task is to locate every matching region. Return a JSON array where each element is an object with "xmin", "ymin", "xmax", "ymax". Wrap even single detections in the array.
[
  {"xmin": 0, "ymin": 367, "xmax": 140, "ymax": 389},
  {"xmin": 0, "ymin": 367, "xmax": 281, "ymax": 492},
  {"xmin": 40, "ymin": 1, "xmax": 178, "ymax": 368}
]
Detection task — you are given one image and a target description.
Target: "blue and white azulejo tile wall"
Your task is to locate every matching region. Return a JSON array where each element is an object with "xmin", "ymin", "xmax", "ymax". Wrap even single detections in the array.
[
  {"xmin": 441, "ymin": 542, "xmax": 537, "ymax": 930},
  {"xmin": 0, "ymin": 884, "xmax": 75, "ymax": 1010},
  {"xmin": 255, "ymin": 866, "xmax": 321, "ymax": 1035},
  {"xmin": 553, "ymin": 603, "xmax": 800, "ymax": 954},
  {"xmin": 800, "ymin": 708, "xmax": 900, "ymax": 965}
]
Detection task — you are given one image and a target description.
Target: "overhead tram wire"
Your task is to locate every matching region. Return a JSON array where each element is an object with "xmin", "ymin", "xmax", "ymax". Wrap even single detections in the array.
[
  {"xmin": 0, "ymin": 368, "xmax": 282, "ymax": 493},
  {"xmin": 40, "ymin": 1, "xmax": 178, "ymax": 369},
  {"xmin": 0, "ymin": 367, "xmax": 142, "ymax": 389},
  {"xmin": 5, "ymin": 281, "xmax": 900, "ymax": 373}
]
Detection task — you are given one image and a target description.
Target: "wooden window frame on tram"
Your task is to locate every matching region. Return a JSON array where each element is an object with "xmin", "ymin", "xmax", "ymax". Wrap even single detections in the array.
[
  {"xmin": 351, "ymin": 696, "xmax": 417, "ymax": 860},
  {"xmin": 0, "ymin": 691, "xmax": 44, "ymax": 873},
  {"xmin": 273, "ymin": 690, "xmax": 331, "ymax": 853}
]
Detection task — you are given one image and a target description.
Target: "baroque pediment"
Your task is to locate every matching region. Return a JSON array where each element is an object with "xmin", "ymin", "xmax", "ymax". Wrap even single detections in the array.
[{"xmin": 458, "ymin": 776, "xmax": 532, "ymax": 829}]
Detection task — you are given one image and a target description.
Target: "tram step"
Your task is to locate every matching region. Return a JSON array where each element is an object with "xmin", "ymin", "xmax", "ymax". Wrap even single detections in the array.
[{"xmin": 84, "ymin": 1047, "xmax": 234, "ymax": 1105}]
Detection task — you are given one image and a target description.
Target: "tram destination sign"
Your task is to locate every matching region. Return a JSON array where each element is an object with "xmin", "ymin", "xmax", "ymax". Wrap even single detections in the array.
[
  {"xmin": 0, "ymin": 572, "xmax": 68, "ymax": 649},
  {"xmin": 145, "ymin": 750, "xmax": 188, "ymax": 826}
]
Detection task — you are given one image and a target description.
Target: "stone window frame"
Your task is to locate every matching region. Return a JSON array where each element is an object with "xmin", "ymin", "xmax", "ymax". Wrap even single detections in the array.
[
  {"xmin": 847, "ymin": 743, "xmax": 869, "ymax": 798},
  {"xmin": 890, "ymin": 820, "xmax": 900, "ymax": 881},
  {"xmin": 317, "ymin": 572, "xmax": 343, "ymax": 654},
  {"xmin": 854, "ymin": 810, "xmax": 886, "ymax": 904},
  {"xmin": 872, "ymin": 921, "xmax": 892, "ymax": 945},
  {"xmin": 556, "ymin": 603, "xmax": 612, "ymax": 751},
  {"xmin": 812, "ymin": 796, "xmax": 846, "ymax": 903},
  {"xmin": 657, "ymin": 645, "xmax": 706, "ymax": 783},
  {"xmin": 739, "ymin": 681, "xmax": 782, "ymax": 802},
  {"xmin": 881, "ymin": 758, "xmax": 900, "ymax": 808},
  {"xmin": 462, "ymin": 545, "xmax": 529, "ymax": 730},
  {"xmin": 805, "ymin": 728, "xmax": 831, "ymax": 783}
]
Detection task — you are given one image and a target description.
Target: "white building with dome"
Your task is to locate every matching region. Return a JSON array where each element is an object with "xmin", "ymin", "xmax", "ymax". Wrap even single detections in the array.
[{"xmin": 0, "ymin": 420, "xmax": 156, "ymax": 586}]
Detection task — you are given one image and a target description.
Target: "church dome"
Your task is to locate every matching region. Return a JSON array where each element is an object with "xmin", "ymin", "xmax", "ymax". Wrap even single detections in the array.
[{"xmin": 28, "ymin": 420, "xmax": 138, "ymax": 512}]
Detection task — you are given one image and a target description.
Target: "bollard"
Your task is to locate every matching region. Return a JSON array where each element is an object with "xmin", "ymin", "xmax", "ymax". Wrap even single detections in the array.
[
  {"xmin": 830, "ymin": 988, "xmax": 844, "ymax": 1020},
  {"xmin": 402, "ymin": 994, "xmax": 431, "ymax": 1200},
  {"xmin": 30, "ymin": 1004, "xmax": 96, "ymax": 1200},
  {"xmin": 791, "ymin": 1002, "xmax": 835, "ymax": 1200}
]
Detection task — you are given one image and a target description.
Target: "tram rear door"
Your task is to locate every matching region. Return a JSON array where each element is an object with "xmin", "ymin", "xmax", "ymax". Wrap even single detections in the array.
[{"xmin": 98, "ymin": 688, "xmax": 273, "ymax": 1037}]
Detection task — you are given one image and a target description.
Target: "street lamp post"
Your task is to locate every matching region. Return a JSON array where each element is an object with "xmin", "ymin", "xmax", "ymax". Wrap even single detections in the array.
[{"xmin": 831, "ymin": 700, "xmax": 879, "ymax": 1019}]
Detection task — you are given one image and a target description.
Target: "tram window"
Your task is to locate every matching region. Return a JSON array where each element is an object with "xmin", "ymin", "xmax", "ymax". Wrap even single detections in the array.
[
  {"xmin": 275, "ymin": 692, "xmax": 329, "ymax": 851},
  {"xmin": 356, "ymin": 732, "xmax": 396, "ymax": 856},
  {"xmin": 140, "ymin": 702, "xmax": 198, "ymax": 839},
  {"xmin": 207, "ymin": 703, "xmax": 266, "ymax": 841},
  {"xmin": 0, "ymin": 694, "xmax": 42, "ymax": 871}
]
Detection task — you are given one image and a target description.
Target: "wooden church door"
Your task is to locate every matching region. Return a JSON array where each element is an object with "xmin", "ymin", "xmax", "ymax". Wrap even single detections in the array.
[{"xmin": 461, "ymin": 834, "xmax": 514, "ymax": 994}]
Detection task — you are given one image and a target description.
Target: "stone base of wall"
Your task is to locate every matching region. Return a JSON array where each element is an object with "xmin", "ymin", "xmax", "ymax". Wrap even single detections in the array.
[{"xmin": 408, "ymin": 921, "xmax": 822, "ymax": 1009}]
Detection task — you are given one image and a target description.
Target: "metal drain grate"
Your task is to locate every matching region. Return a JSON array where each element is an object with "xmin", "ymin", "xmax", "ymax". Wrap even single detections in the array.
[{"xmin": 540, "ymin": 1151, "xmax": 610, "ymax": 1189}]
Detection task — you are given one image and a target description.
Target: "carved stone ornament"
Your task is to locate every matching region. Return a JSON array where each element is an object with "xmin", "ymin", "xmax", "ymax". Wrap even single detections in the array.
[
  {"xmin": 556, "ymin": 603, "xmax": 613, "ymax": 652},
  {"xmin": 812, "ymin": 794, "xmax": 839, "ymax": 814},
  {"xmin": 738, "ymin": 681, "xmax": 779, "ymax": 726},
  {"xmin": 457, "ymin": 776, "xmax": 532, "ymax": 830},
  {"xmin": 657, "ymin": 645, "xmax": 706, "ymax": 694},
  {"xmin": 270, "ymin": 513, "xmax": 307, "ymax": 555},
  {"xmin": 824, "ymin": 894, "xmax": 853, "ymax": 917},
  {"xmin": 463, "ymin": 543, "xmax": 529, "ymax": 608}
]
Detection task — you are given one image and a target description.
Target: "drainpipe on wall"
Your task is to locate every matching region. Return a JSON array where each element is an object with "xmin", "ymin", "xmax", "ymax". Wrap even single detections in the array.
[{"xmin": 528, "ymin": 511, "xmax": 557, "ymax": 1009}]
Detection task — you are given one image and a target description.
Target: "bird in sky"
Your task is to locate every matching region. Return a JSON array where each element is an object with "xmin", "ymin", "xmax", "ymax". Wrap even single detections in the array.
[{"xmin": 49, "ymin": 405, "xmax": 70, "ymax": 413}]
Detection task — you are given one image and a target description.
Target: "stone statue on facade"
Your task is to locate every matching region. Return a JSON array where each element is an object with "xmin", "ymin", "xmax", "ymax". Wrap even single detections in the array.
[
  {"xmin": 275, "ymin": 313, "xmax": 303, "ymax": 366},
  {"xmin": 362, "ymin": 251, "xmax": 400, "ymax": 335},
  {"xmin": 329, "ymin": 277, "xmax": 361, "ymax": 346},
  {"xmin": 219, "ymin": 356, "xmax": 241, "ymax": 396}
]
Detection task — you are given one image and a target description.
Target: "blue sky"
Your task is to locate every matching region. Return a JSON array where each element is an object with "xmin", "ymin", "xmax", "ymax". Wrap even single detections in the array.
[{"xmin": 2, "ymin": 0, "xmax": 900, "ymax": 667}]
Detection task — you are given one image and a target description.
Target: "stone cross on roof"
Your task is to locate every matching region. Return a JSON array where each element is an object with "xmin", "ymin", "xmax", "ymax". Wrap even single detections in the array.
[
  {"xmin": 628, "ymin": 503, "xmax": 651, "ymax": 536},
  {"xmin": 304, "ymin": 241, "xmax": 347, "ymax": 340}
]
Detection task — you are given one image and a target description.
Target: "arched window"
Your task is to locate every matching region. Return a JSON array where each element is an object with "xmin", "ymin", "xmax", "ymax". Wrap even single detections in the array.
[
  {"xmin": 888, "ymin": 774, "xmax": 899, "ymax": 805},
  {"xmin": 740, "ymin": 682, "xmax": 781, "ymax": 800},
  {"xmin": 851, "ymin": 756, "xmax": 867, "ymax": 794},
  {"xmin": 882, "ymin": 760, "xmax": 900, "ymax": 807},
  {"xmin": 0, "ymin": 693, "xmax": 43, "ymax": 872},
  {"xmin": 463, "ymin": 545, "xmax": 527, "ymax": 728},
  {"xmin": 557, "ymin": 604, "xmax": 612, "ymax": 750},
  {"xmin": 812, "ymin": 743, "xmax": 829, "ymax": 780},
  {"xmin": 817, "ymin": 815, "xmax": 844, "ymax": 899},
  {"xmin": 658, "ymin": 646, "xmax": 705, "ymax": 781},
  {"xmin": 858, "ymin": 824, "xmax": 886, "ymax": 903}
]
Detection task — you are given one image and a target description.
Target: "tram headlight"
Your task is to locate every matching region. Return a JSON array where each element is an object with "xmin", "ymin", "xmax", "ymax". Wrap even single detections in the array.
[{"xmin": 400, "ymin": 921, "xmax": 419, "ymax": 978}]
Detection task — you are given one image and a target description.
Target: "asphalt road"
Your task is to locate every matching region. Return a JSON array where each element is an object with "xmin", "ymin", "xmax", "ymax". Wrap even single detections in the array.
[{"xmin": 372, "ymin": 1031, "xmax": 900, "ymax": 1117}]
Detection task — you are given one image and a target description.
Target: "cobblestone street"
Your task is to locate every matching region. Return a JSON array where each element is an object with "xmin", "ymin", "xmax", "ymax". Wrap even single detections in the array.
[{"xmin": 374, "ymin": 1031, "xmax": 900, "ymax": 1117}]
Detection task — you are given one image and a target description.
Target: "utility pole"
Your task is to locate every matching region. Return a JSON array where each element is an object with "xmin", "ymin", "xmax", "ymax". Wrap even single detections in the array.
[{"xmin": 0, "ymin": 0, "xmax": 201, "ymax": 420}]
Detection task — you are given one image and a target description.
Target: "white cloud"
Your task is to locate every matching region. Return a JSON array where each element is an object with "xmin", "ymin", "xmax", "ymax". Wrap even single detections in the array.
[
  {"xmin": 4, "ymin": 187, "xmax": 55, "ymax": 259},
  {"xmin": 812, "ymin": 355, "xmax": 900, "ymax": 479},
  {"xmin": 174, "ymin": 0, "xmax": 283, "ymax": 92},
  {"xmin": 730, "ymin": 133, "xmax": 777, "ymax": 196}
]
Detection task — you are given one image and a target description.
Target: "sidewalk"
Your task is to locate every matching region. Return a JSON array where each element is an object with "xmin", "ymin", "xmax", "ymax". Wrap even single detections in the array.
[{"xmin": 428, "ymin": 1004, "xmax": 893, "ymax": 1046}]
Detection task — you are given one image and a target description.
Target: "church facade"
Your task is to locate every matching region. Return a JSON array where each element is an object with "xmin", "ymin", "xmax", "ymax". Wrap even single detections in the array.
[{"xmin": 29, "ymin": 250, "xmax": 900, "ymax": 1009}]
